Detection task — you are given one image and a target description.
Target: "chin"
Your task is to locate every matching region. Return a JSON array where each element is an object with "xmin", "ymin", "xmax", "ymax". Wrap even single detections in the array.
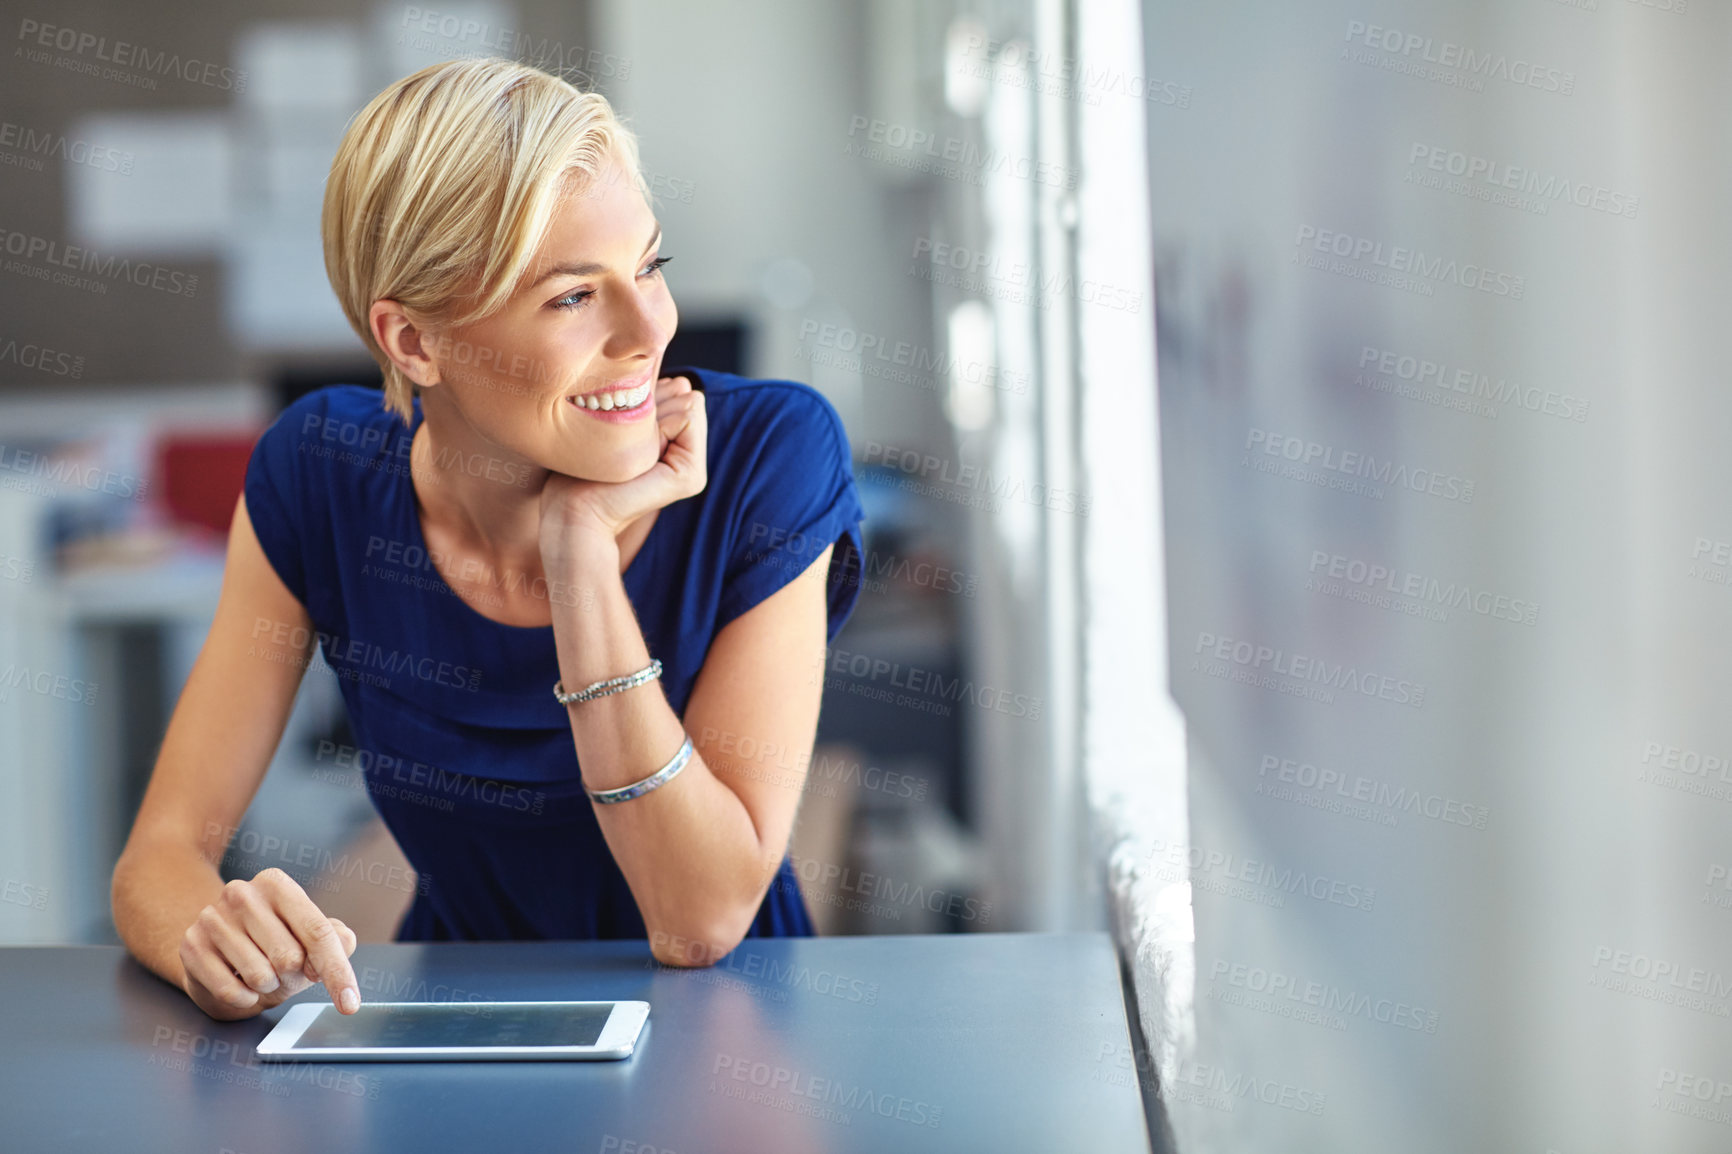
[{"xmin": 570, "ymin": 436, "xmax": 663, "ymax": 484}]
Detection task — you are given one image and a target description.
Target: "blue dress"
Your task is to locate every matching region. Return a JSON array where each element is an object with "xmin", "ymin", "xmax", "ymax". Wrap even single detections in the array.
[{"xmin": 242, "ymin": 365, "xmax": 866, "ymax": 942}]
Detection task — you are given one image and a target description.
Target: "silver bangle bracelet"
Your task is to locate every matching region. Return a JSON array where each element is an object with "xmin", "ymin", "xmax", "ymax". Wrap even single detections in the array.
[
  {"xmin": 585, "ymin": 734, "xmax": 694, "ymax": 805},
  {"xmin": 554, "ymin": 658, "xmax": 662, "ymax": 706}
]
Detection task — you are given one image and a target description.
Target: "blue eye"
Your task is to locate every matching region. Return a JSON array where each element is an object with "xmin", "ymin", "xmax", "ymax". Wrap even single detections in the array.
[{"xmin": 551, "ymin": 255, "xmax": 673, "ymax": 312}]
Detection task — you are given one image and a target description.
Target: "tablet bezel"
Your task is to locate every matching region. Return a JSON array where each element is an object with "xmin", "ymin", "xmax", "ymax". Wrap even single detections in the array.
[{"xmin": 255, "ymin": 999, "xmax": 650, "ymax": 1062}]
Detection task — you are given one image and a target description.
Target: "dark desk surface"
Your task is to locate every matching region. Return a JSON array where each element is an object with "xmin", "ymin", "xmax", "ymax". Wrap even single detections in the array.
[{"xmin": 1, "ymin": 932, "xmax": 1152, "ymax": 1154}]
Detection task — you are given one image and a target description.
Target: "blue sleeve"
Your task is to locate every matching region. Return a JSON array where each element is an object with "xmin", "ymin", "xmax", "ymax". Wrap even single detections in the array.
[
  {"xmin": 242, "ymin": 395, "xmax": 317, "ymax": 606},
  {"xmin": 717, "ymin": 386, "xmax": 867, "ymax": 644}
]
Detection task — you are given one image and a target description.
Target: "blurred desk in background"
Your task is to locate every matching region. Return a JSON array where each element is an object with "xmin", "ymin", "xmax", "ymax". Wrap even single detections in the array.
[
  {"xmin": 0, "ymin": 538, "xmax": 227, "ymax": 944},
  {"xmin": 0, "ymin": 382, "xmax": 268, "ymax": 944}
]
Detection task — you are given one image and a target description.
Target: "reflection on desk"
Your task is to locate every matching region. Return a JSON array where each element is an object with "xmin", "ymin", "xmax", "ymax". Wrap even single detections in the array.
[{"xmin": 1, "ymin": 932, "xmax": 1153, "ymax": 1154}]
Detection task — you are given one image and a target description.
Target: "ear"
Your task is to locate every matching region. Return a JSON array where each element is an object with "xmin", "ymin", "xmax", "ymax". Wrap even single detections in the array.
[{"xmin": 369, "ymin": 299, "xmax": 443, "ymax": 391}]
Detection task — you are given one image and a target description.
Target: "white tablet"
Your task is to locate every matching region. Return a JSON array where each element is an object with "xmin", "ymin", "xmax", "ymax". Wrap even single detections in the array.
[{"xmin": 256, "ymin": 1000, "xmax": 650, "ymax": 1062}]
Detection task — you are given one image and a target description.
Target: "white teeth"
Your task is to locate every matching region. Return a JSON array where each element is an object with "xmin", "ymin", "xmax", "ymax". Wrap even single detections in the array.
[{"xmin": 574, "ymin": 380, "xmax": 650, "ymax": 411}]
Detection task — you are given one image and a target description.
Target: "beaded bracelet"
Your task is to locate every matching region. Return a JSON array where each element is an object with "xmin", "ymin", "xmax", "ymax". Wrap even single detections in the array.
[{"xmin": 553, "ymin": 658, "xmax": 662, "ymax": 706}]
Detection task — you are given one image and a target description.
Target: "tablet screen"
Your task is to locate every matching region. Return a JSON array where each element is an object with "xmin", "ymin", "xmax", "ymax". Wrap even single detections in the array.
[{"xmin": 293, "ymin": 1003, "xmax": 613, "ymax": 1049}]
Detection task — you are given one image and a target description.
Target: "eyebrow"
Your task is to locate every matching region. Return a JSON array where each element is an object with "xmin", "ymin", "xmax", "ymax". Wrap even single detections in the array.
[{"xmin": 530, "ymin": 224, "xmax": 663, "ymax": 287}]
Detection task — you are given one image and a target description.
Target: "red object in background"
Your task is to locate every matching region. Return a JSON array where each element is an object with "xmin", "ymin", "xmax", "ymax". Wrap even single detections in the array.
[{"xmin": 154, "ymin": 432, "xmax": 262, "ymax": 539}]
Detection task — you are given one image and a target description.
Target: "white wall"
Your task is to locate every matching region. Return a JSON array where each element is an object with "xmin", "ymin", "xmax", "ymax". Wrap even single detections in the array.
[{"xmin": 1144, "ymin": 2, "xmax": 1732, "ymax": 1151}]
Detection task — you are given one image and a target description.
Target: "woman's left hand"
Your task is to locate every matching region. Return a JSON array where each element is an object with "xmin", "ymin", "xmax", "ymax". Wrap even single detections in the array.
[{"xmin": 539, "ymin": 374, "xmax": 707, "ymax": 551}]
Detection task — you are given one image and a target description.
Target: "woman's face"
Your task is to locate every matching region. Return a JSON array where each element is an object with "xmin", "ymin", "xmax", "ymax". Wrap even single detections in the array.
[{"xmin": 425, "ymin": 153, "xmax": 678, "ymax": 484}]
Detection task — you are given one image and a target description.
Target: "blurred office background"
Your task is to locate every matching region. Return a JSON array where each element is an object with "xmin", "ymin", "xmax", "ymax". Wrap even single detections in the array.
[
  {"xmin": 0, "ymin": 0, "xmax": 1154, "ymax": 983},
  {"xmin": 4, "ymin": 0, "xmax": 1731, "ymax": 1152}
]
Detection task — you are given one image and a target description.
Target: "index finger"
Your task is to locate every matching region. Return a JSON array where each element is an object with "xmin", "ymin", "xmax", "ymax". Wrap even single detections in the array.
[
  {"xmin": 655, "ymin": 373, "xmax": 691, "ymax": 404},
  {"xmin": 264, "ymin": 874, "xmax": 360, "ymax": 1013},
  {"xmin": 674, "ymin": 388, "xmax": 707, "ymax": 449}
]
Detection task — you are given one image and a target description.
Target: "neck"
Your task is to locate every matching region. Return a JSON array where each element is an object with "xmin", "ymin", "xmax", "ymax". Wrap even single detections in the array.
[{"xmin": 409, "ymin": 391, "xmax": 551, "ymax": 566}]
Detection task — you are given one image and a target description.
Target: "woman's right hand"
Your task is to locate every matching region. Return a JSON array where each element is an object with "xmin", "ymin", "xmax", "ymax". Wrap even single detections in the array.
[{"xmin": 178, "ymin": 867, "xmax": 361, "ymax": 1022}]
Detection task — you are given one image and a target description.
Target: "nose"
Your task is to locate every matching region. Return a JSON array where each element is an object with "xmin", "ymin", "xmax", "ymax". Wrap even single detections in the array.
[{"xmin": 600, "ymin": 274, "xmax": 673, "ymax": 365}]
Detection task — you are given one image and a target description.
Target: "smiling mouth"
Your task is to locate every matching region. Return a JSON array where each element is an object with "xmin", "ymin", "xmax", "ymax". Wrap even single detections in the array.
[{"xmin": 567, "ymin": 372, "xmax": 653, "ymax": 413}]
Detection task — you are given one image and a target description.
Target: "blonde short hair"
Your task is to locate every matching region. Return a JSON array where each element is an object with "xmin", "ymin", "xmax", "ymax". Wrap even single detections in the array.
[{"xmin": 322, "ymin": 58, "xmax": 644, "ymax": 422}]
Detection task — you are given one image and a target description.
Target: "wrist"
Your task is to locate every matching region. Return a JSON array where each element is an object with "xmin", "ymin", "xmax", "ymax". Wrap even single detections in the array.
[{"xmin": 540, "ymin": 521, "xmax": 620, "ymax": 572}]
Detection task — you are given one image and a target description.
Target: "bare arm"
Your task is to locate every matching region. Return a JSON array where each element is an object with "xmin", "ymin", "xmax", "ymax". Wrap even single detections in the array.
[
  {"xmin": 537, "ymin": 374, "xmax": 838, "ymax": 966},
  {"xmin": 551, "ymin": 534, "xmax": 835, "ymax": 966},
  {"xmin": 111, "ymin": 494, "xmax": 359, "ymax": 1020}
]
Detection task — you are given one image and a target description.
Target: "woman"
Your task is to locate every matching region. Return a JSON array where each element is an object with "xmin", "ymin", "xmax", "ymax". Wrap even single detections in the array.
[{"xmin": 110, "ymin": 58, "xmax": 865, "ymax": 1022}]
